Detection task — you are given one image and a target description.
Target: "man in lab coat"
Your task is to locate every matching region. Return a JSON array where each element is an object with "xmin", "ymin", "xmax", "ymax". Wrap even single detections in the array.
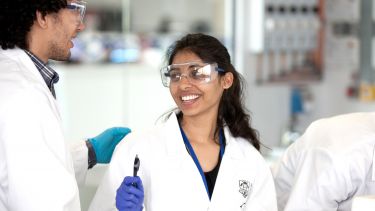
[
  {"xmin": 0, "ymin": 0, "xmax": 131, "ymax": 210},
  {"xmin": 272, "ymin": 112, "xmax": 375, "ymax": 211}
]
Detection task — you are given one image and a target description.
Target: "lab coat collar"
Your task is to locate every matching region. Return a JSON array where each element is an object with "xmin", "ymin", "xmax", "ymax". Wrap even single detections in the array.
[
  {"xmin": 0, "ymin": 48, "xmax": 61, "ymax": 120},
  {"xmin": 1, "ymin": 48, "xmax": 42, "ymax": 81},
  {"xmin": 223, "ymin": 126, "xmax": 244, "ymax": 160},
  {"xmin": 162, "ymin": 112, "xmax": 188, "ymax": 156},
  {"xmin": 162, "ymin": 112, "xmax": 244, "ymax": 160}
]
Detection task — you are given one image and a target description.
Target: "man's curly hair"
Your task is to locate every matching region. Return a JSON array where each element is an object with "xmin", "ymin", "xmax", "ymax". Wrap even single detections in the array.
[{"xmin": 0, "ymin": 0, "xmax": 67, "ymax": 50}]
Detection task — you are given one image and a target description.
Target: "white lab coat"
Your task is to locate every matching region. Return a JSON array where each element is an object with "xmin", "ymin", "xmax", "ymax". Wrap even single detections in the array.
[
  {"xmin": 0, "ymin": 48, "xmax": 88, "ymax": 211},
  {"xmin": 89, "ymin": 113, "xmax": 277, "ymax": 211},
  {"xmin": 272, "ymin": 112, "xmax": 375, "ymax": 211}
]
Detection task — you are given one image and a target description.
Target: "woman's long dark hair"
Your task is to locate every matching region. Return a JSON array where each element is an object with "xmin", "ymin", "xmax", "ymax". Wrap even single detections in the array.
[
  {"xmin": 0, "ymin": 0, "xmax": 67, "ymax": 50},
  {"xmin": 166, "ymin": 33, "xmax": 260, "ymax": 150}
]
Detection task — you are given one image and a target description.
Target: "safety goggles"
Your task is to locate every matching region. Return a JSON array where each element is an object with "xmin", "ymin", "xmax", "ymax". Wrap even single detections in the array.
[
  {"xmin": 160, "ymin": 62, "xmax": 225, "ymax": 87},
  {"xmin": 66, "ymin": 1, "xmax": 86, "ymax": 22}
]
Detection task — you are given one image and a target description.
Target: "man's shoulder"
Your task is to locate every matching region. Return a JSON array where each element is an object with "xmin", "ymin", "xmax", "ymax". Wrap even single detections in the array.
[
  {"xmin": 0, "ymin": 48, "xmax": 43, "ymax": 88},
  {"xmin": 0, "ymin": 61, "xmax": 31, "ymax": 96},
  {"xmin": 0, "ymin": 48, "xmax": 31, "ymax": 75},
  {"xmin": 309, "ymin": 112, "xmax": 375, "ymax": 132},
  {"xmin": 0, "ymin": 49, "xmax": 45, "ymax": 114},
  {"xmin": 296, "ymin": 112, "xmax": 375, "ymax": 152},
  {"xmin": 0, "ymin": 48, "xmax": 26, "ymax": 61}
]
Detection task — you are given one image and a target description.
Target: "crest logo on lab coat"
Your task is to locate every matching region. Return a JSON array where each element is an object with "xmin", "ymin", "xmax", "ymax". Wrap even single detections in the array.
[{"xmin": 239, "ymin": 180, "xmax": 252, "ymax": 198}]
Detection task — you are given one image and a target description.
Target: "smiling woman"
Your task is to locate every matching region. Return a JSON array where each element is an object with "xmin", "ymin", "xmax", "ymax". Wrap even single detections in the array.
[
  {"xmin": 167, "ymin": 50, "xmax": 231, "ymax": 121},
  {"xmin": 88, "ymin": 33, "xmax": 277, "ymax": 211}
]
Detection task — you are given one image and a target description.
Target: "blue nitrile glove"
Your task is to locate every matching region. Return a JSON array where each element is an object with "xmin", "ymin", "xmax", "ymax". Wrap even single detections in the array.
[
  {"xmin": 88, "ymin": 127, "xmax": 131, "ymax": 163},
  {"xmin": 116, "ymin": 176, "xmax": 144, "ymax": 211}
]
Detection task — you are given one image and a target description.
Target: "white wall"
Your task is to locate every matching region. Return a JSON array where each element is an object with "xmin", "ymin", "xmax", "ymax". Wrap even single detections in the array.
[{"xmin": 56, "ymin": 63, "xmax": 175, "ymax": 143}]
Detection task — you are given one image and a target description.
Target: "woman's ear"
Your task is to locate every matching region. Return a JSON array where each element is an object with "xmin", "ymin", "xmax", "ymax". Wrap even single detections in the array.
[{"xmin": 222, "ymin": 72, "xmax": 234, "ymax": 89}]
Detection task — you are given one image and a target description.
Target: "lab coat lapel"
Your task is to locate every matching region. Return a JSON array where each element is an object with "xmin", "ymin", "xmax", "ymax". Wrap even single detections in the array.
[
  {"xmin": 162, "ymin": 113, "xmax": 187, "ymax": 157},
  {"xmin": 14, "ymin": 49, "xmax": 71, "ymax": 169},
  {"xmin": 16, "ymin": 48, "xmax": 62, "ymax": 121},
  {"xmin": 162, "ymin": 113, "xmax": 211, "ymax": 204}
]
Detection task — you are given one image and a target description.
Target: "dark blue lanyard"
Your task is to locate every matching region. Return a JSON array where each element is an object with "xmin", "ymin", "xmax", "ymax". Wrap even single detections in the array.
[{"xmin": 179, "ymin": 126, "xmax": 225, "ymax": 199}]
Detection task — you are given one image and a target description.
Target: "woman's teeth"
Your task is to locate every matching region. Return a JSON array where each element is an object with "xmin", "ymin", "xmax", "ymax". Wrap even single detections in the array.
[{"xmin": 181, "ymin": 95, "xmax": 199, "ymax": 101}]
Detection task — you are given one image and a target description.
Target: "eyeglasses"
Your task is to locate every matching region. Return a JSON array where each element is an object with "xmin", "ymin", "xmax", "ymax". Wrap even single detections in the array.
[
  {"xmin": 66, "ymin": 1, "xmax": 86, "ymax": 22},
  {"xmin": 160, "ymin": 62, "xmax": 225, "ymax": 87}
]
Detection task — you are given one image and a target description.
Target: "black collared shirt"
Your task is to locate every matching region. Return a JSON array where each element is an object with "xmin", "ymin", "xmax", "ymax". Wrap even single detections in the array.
[{"xmin": 24, "ymin": 50, "xmax": 59, "ymax": 98}]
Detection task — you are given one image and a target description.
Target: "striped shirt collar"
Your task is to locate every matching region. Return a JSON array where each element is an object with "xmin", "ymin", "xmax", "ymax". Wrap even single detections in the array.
[{"xmin": 24, "ymin": 50, "xmax": 59, "ymax": 98}]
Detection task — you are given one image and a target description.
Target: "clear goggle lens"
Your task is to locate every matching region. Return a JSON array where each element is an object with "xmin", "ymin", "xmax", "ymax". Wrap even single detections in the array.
[
  {"xmin": 160, "ymin": 62, "xmax": 224, "ymax": 87},
  {"xmin": 66, "ymin": 1, "xmax": 86, "ymax": 22}
]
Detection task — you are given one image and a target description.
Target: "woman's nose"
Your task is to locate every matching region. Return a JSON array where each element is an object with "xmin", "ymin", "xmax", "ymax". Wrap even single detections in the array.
[
  {"xmin": 177, "ymin": 74, "xmax": 193, "ymax": 89},
  {"xmin": 179, "ymin": 73, "xmax": 193, "ymax": 83}
]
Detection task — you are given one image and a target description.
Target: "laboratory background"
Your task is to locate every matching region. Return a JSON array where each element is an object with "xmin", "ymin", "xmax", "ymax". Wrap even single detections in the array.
[{"xmin": 52, "ymin": 0, "xmax": 375, "ymax": 209}]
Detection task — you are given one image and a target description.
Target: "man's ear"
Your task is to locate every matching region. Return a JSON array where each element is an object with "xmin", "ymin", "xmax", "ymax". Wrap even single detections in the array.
[
  {"xmin": 222, "ymin": 72, "xmax": 234, "ymax": 89},
  {"xmin": 35, "ymin": 11, "xmax": 48, "ymax": 29}
]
